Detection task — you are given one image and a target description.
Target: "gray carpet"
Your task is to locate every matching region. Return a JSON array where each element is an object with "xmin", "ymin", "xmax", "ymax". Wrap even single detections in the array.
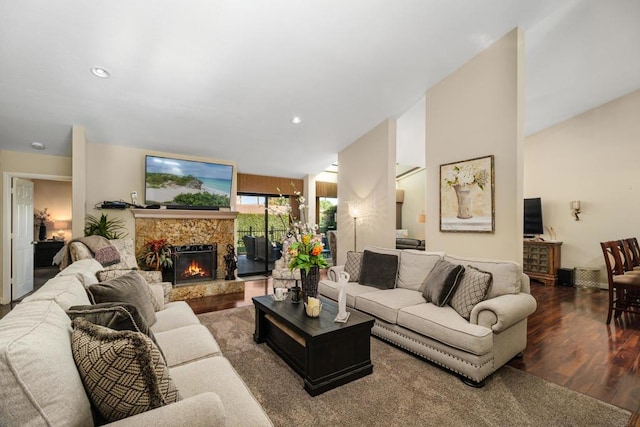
[{"xmin": 198, "ymin": 306, "xmax": 631, "ymax": 427}]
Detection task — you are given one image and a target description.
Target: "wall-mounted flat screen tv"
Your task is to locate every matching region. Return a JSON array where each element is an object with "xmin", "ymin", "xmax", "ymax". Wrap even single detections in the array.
[
  {"xmin": 144, "ymin": 155, "xmax": 233, "ymax": 209},
  {"xmin": 523, "ymin": 197, "xmax": 543, "ymax": 237}
]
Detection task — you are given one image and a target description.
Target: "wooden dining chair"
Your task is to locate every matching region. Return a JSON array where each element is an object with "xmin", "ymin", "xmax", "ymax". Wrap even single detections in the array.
[
  {"xmin": 625, "ymin": 238, "xmax": 640, "ymax": 271},
  {"xmin": 619, "ymin": 239, "xmax": 640, "ymax": 275},
  {"xmin": 600, "ymin": 240, "xmax": 640, "ymax": 324}
]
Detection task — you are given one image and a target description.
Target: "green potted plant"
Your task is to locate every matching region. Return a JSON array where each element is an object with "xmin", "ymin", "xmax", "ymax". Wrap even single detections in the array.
[
  {"xmin": 138, "ymin": 239, "xmax": 173, "ymax": 271},
  {"xmin": 84, "ymin": 213, "xmax": 127, "ymax": 239}
]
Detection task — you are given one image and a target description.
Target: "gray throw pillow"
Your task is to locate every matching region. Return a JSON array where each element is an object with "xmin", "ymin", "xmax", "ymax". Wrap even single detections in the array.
[
  {"xmin": 71, "ymin": 318, "xmax": 180, "ymax": 422},
  {"xmin": 67, "ymin": 302, "xmax": 160, "ymax": 351},
  {"xmin": 449, "ymin": 265, "xmax": 493, "ymax": 320},
  {"xmin": 344, "ymin": 251, "xmax": 363, "ymax": 282},
  {"xmin": 86, "ymin": 271, "xmax": 157, "ymax": 326},
  {"xmin": 359, "ymin": 250, "xmax": 399, "ymax": 289},
  {"xmin": 422, "ymin": 259, "xmax": 465, "ymax": 306}
]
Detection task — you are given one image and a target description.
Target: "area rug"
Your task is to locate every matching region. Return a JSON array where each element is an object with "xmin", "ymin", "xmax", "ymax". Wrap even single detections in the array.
[{"xmin": 198, "ymin": 306, "xmax": 631, "ymax": 427}]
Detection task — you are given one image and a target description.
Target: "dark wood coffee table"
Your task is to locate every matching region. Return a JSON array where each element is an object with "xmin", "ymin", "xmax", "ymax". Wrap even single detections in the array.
[{"xmin": 253, "ymin": 294, "xmax": 374, "ymax": 396}]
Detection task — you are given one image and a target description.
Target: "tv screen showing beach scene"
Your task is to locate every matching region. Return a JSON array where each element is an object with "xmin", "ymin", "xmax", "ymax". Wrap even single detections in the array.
[{"xmin": 144, "ymin": 155, "xmax": 233, "ymax": 208}]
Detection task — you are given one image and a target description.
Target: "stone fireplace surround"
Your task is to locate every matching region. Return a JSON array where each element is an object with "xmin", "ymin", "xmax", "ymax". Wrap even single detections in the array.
[{"xmin": 131, "ymin": 209, "xmax": 243, "ymax": 300}]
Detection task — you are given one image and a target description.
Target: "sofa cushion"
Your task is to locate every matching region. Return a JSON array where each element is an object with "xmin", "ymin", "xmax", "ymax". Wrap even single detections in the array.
[
  {"xmin": 444, "ymin": 255, "xmax": 521, "ymax": 299},
  {"xmin": 22, "ymin": 274, "xmax": 91, "ymax": 310},
  {"xmin": 96, "ymin": 269, "xmax": 162, "ymax": 311},
  {"xmin": 359, "ymin": 250, "xmax": 398, "ymax": 289},
  {"xmin": 449, "ymin": 266, "xmax": 493, "ymax": 320},
  {"xmin": 71, "ymin": 317, "xmax": 181, "ymax": 422},
  {"xmin": 344, "ymin": 251, "xmax": 363, "ymax": 282},
  {"xmin": 355, "ymin": 289, "xmax": 426, "ymax": 324},
  {"xmin": 151, "ymin": 301, "xmax": 202, "ymax": 333},
  {"xmin": 70, "ymin": 241, "xmax": 93, "ymax": 262},
  {"xmin": 397, "ymin": 303, "xmax": 493, "ymax": 355},
  {"xmin": 102, "ymin": 238, "xmax": 139, "ymax": 270},
  {"xmin": 0, "ymin": 301, "xmax": 94, "ymax": 426},
  {"xmin": 397, "ymin": 250, "xmax": 444, "ymax": 292},
  {"xmin": 67, "ymin": 302, "xmax": 159, "ymax": 348},
  {"xmin": 154, "ymin": 324, "xmax": 222, "ymax": 367},
  {"xmin": 57, "ymin": 257, "xmax": 104, "ymax": 277},
  {"xmin": 87, "ymin": 271, "xmax": 157, "ymax": 326},
  {"xmin": 169, "ymin": 356, "xmax": 272, "ymax": 426},
  {"xmin": 319, "ymin": 280, "xmax": 378, "ymax": 308},
  {"xmin": 422, "ymin": 259, "xmax": 465, "ymax": 307}
]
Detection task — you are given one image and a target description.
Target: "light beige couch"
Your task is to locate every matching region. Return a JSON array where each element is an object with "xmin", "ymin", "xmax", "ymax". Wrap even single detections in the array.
[
  {"xmin": 0, "ymin": 258, "xmax": 272, "ymax": 426},
  {"xmin": 319, "ymin": 247, "xmax": 537, "ymax": 386}
]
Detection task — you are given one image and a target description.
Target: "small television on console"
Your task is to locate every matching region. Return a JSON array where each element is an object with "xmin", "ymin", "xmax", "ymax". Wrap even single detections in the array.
[
  {"xmin": 523, "ymin": 197, "xmax": 544, "ymax": 238},
  {"xmin": 144, "ymin": 155, "xmax": 233, "ymax": 209}
]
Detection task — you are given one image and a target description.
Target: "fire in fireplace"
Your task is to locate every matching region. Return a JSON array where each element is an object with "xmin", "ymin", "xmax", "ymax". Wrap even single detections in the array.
[{"xmin": 172, "ymin": 244, "xmax": 217, "ymax": 285}]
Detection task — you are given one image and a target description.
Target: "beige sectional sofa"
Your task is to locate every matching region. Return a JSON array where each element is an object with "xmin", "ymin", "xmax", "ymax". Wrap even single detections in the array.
[
  {"xmin": 319, "ymin": 247, "xmax": 537, "ymax": 386},
  {"xmin": 0, "ymin": 258, "xmax": 272, "ymax": 426}
]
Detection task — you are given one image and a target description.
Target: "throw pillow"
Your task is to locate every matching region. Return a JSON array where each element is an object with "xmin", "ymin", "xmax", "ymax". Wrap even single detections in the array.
[
  {"xmin": 359, "ymin": 250, "xmax": 399, "ymax": 289},
  {"xmin": 86, "ymin": 271, "xmax": 157, "ymax": 326},
  {"xmin": 344, "ymin": 251, "xmax": 363, "ymax": 282},
  {"xmin": 449, "ymin": 265, "xmax": 493, "ymax": 320},
  {"xmin": 102, "ymin": 238, "xmax": 139, "ymax": 271},
  {"xmin": 422, "ymin": 259, "xmax": 465, "ymax": 307},
  {"xmin": 96, "ymin": 269, "xmax": 162, "ymax": 312},
  {"xmin": 67, "ymin": 302, "xmax": 159, "ymax": 348},
  {"xmin": 70, "ymin": 318, "xmax": 180, "ymax": 422}
]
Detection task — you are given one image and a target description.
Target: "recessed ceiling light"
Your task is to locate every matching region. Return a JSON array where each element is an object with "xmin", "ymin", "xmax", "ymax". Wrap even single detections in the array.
[
  {"xmin": 291, "ymin": 116, "xmax": 302, "ymax": 125},
  {"xmin": 31, "ymin": 142, "xmax": 45, "ymax": 150},
  {"xmin": 90, "ymin": 67, "xmax": 110, "ymax": 78}
]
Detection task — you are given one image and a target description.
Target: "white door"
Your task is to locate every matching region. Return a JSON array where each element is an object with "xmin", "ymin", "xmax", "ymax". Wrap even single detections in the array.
[{"xmin": 12, "ymin": 178, "xmax": 34, "ymax": 300}]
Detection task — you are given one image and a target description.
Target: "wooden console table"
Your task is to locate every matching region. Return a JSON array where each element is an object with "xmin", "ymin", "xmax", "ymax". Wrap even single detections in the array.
[{"xmin": 523, "ymin": 240, "xmax": 562, "ymax": 286}]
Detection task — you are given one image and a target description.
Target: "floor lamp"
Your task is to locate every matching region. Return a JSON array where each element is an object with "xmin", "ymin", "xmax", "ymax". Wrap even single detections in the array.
[{"xmin": 348, "ymin": 203, "xmax": 359, "ymax": 251}]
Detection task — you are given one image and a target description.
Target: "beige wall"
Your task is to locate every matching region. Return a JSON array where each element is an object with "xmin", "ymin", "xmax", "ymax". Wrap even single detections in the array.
[
  {"xmin": 1, "ymin": 150, "xmax": 72, "ymax": 304},
  {"xmin": 337, "ymin": 119, "xmax": 396, "ymax": 265},
  {"xmin": 397, "ymin": 169, "xmax": 426, "ymax": 240},
  {"xmin": 525, "ymin": 89, "xmax": 640, "ymax": 286},
  {"xmin": 85, "ymin": 142, "xmax": 238, "ymax": 240},
  {"xmin": 425, "ymin": 28, "xmax": 524, "ymax": 261}
]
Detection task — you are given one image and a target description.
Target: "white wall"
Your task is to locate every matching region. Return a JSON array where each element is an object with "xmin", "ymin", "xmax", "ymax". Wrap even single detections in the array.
[
  {"xmin": 397, "ymin": 96, "xmax": 426, "ymax": 169},
  {"xmin": 425, "ymin": 28, "xmax": 524, "ymax": 261},
  {"xmin": 525, "ymin": 89, "xmax": 640, "ymax": 286},
  {"xmin": 337, "ymin": 119, "xmax": 396, "ymax": 265}
]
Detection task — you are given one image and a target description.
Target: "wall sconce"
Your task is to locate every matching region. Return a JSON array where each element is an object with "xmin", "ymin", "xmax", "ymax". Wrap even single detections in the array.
[
  {"xmin": 348, "ymin": 203, "xmax": 360, "ymax": 251},
  {"xmin": 417, "ymin": 211, "xmax": 426, "ymax": 224},
  {"xmin": 570, "ymin": 201, "xmax": 581, "ymax": 221}
]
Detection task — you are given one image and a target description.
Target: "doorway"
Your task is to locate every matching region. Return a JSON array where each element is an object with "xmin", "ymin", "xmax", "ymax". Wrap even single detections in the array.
[
  {"xmin": 235, "ymin": 193, "xmax": 287, "ymax": 276},
  {"xmin": 2, "ymin": 172, "xmax": 72, "ymax": 304}
]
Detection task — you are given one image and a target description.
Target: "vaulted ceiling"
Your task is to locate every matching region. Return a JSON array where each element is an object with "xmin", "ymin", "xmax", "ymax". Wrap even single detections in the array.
[{"xmin": 1, "ymin": 0, "xmax": 638, "ymax": 178}]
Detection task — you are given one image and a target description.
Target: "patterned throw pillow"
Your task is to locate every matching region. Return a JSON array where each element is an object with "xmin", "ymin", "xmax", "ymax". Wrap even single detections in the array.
[
  {"xmin": 344, "ymin": 251, "xmax": 363, "ymax": 282},
  {"xmin": 102, "ymin": 239, "xmax": 139, "ymax": 271},
  {"xmin": 449, "ymin": 265, "xmax": 493, "ymax": 320},
  {"xmin": 422, "ymin": 259, "xmax": 465, "ymax": 307},
  {"xmin": 70, "ymin": 318, "xmax": 180, "ymax": 422}
]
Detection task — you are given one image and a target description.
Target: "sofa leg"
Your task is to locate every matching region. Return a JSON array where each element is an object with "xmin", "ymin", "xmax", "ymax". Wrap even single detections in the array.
[{"xmin": 460, "ymin": 376, "xmax": 485, "ymax": 388}]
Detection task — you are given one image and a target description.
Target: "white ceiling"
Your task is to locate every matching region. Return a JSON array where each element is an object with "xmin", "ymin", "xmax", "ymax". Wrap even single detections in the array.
[{"xmin": 0, "ymin": 0, "xmax": 638, "ymax": 178}]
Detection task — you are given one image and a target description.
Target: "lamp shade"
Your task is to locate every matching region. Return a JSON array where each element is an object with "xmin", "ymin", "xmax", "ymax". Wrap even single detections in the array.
[
  {"xmin": 417, "ymin": 213, "xmax": 426, "ymax": 223},
  {"xmin": 348, "ymin": 203, "xmax": 360, "ymax": 218},
  {"xmin": 54, "ymin": 220, "xmax": 70, "ymax": 231}
]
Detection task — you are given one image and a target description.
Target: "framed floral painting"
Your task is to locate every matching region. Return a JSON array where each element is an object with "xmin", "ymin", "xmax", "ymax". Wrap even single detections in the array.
[{"xmin": 440, "ymin": 155, "xmax": 494, "ymax": 233}]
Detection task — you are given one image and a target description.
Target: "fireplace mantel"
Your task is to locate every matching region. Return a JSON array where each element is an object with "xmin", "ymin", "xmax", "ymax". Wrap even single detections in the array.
[{"xmin": 130, "ymin": 209, "xmax": 239, "ymax": 220}]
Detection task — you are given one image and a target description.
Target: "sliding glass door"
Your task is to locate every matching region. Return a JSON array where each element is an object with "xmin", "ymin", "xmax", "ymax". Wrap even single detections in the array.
[{"xmin": 236, "ymin": 193, "xmax": 287, "ymax": 276}]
